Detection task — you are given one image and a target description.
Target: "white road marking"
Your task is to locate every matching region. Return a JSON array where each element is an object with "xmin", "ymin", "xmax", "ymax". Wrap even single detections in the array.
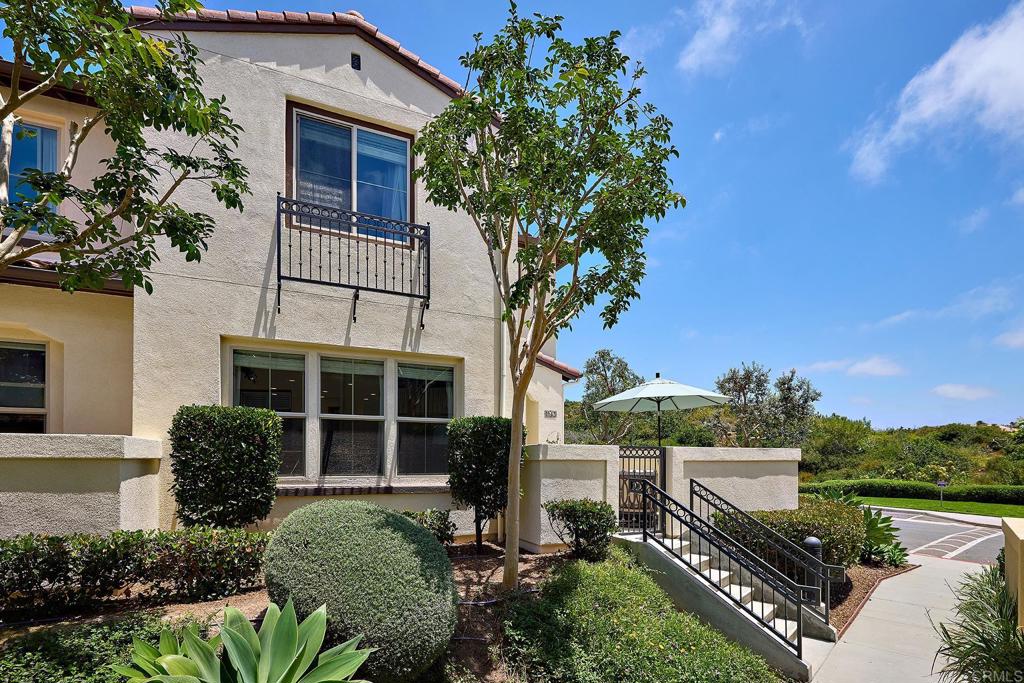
[
  {"xmin": 908, "ymin": 529, "xmax": 974, "ymax": 554},
  {"xmin": 893, "ymin": 518, "xmax": 970, "ymax": 528},
  {"xmin": 944, "ymin": 532, "xmax": 1003, "ymax": 559}
]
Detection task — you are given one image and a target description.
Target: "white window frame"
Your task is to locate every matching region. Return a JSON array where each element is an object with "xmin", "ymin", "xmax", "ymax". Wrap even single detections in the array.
[
  {"xmin": 291, "ymin": 107, "xmax": 411, "ymax": 221},
  {"xmin": 0, "ymin": 339, "xmax": 48, "ymax": 431},
  {"xmin": 224, "ymin": 344, "xmax": 459, "ymax": 486},
  {"xmin": 395, "ymin": 363, "xmax": 455, "ymax": 476},
  {"xmin": 5, "ymin": 117, "xmax": 63, "ymax": 244},
  {"xmin": 318, "ymin": 355, "xmax": 387, "ymax": 477}
]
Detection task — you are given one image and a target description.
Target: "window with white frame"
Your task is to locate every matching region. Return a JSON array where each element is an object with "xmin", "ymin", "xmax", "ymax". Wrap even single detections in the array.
[
  {"xmin": 0, "ymin": 342, "xmax": 46, "ymax": 433},
  {"xmin": 396, "ymin": 364, "xmax": 454, "ymax": 475},
  {"xmin": 320, "ymin": 358, "xmax": 385, "ymax": 475},
  {"xmin": 293, "ymin": 108, "xmax": 410, "ymax": 234},
  {"xmin": 9, "ymin": 122, "xmax": 58, "ymax": 206},
  {"xmin": 232, "ymin": 350, "xmax": 306, "ymax": 476}
]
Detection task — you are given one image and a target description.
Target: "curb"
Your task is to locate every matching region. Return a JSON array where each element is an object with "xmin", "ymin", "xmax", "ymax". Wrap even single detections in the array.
[{"xmin": 870, "ymin": 505, "xmax": 1004, "ymax": 529}]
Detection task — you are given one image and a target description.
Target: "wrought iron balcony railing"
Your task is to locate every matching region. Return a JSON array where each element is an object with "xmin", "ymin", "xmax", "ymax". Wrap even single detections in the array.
[{"xmin": 276, "ymin": 196, "xmax": 430, "ymax": 326}]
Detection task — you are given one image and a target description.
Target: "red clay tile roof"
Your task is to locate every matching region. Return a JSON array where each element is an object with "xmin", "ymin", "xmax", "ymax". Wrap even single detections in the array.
[
  {"xmin": 538, "ymin": 353, "xmax": 583, "ymax": 381},
  {"xmin": 126, "ymin": 6, "xmax": 465, "ymax": 98}
]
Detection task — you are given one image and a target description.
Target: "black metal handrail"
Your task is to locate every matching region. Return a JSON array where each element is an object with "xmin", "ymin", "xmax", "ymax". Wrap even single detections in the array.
[
  {"xmin": 689, "ymin": 479, "xmax": 845, "ymax": 622},
  {"xmin": 633, "ymin": 478, "xmax": 806, "ymax": 659},
  {"xmin": 275, "ymin": 195, "xmax": 430, "ymax": 323}
]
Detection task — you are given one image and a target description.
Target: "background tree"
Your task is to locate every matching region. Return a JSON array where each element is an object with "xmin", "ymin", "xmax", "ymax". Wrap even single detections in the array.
[
  {"xmin": 712, "ymin": 362, "xmax": 821, "ymax": 447},
  {"xmin": 0, "ymin": 0, "xmax": 248, "ymax": 292},
  {"xmin": 578, "ymin": 349, "xmax": 644, "ymax": 444},
  {"xmin": 447, "ymin": 416, "xmax": 523, "ymax": 551},
  {"xmin": 414, "ymin": 6, "xmax": 682, "ymax": 587}
]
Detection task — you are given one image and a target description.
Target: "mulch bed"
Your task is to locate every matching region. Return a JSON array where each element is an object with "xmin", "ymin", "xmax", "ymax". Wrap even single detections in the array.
[{"xmin": 829, "ymin": 562, "xmax": 919, "ymax": 634}]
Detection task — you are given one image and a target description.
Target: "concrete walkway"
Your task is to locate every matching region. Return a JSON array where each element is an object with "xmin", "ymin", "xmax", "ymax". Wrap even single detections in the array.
[{"xmin": 813, "ymin": 554, "xmax": 976, "ymax": 682}]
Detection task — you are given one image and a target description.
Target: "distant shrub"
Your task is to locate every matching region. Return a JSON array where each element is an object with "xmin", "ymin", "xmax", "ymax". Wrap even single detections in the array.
[
  {"xmin": 544, "ymin": 499, "xmax": 617, "ymax": 561},
  {"xmin": 800, "ymin": 478, "xmax": 1024, "ymax": 505},
  {"xmin": 504, "ymin": 547, "xmax": 779, "ymax": 683},
  {"xmin": 0, "ymin": 528, "xmax": 267, "ymax": 614},
  {"xmin": 169, "ymin": 404, "xmax": 282, "ymax": 528},
  {"xmin": 729, "ymin": 495, "xmax": 865, "ymax": 568},
  {"xmin": 263, "ymin": 500, "xmax": 457, "ymax": 683},
  {"xmin": 401, "ymin": 508, "xmax": 456, "ymax": 546},
  {"xmin": 669, "ymin": 422, "xmax": 716, "ymax": 447}
]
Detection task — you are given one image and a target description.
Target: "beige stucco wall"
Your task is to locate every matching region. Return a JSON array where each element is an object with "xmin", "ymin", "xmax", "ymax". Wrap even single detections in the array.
[
  {"xmin": 0, "ymin": 434, "xmax": 161, "ymax": 537},
  {"xmin": 520, "ymin": 443, "xmax": 619, "ymax": 552},
  {"xmin": 1003, "ymin": 517, "xmax": 1024, "ymax": 629},
  {"xmin": 665, "ymin": 447, "xmax": 801, "ymax": 511},
  {"xmin": 0, "ymin": 285, "xmax": 133, "ymax": 435},
  {"xmin": 527, "ymin": 363, "xmax": 567, "ymax": 445}
]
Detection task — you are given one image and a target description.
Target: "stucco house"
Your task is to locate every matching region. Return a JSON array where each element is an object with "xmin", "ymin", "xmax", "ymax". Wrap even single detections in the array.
[{"xmin": 0, "ymin": 7, "xmax": 581, "ymax": 539}]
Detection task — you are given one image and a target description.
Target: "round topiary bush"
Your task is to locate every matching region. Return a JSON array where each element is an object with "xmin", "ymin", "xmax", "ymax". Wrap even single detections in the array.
[{"xmin": 263, "ymin": 500, "xmax": 457, "ymax": 683}]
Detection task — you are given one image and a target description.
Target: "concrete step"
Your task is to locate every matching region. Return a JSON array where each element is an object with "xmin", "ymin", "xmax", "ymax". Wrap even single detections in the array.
[
  {"xmin": 725, "ymin": 582, "xmax": 754, "ymax": 604},
  {"xmin": 659, "ymin": 537, "xmax": 691, "ymax": 554},
  {"xmin": 701, "ymin": 567, "xmax": 733, "ymax": 587},
  {"xmin": 745, "ymin": 600, "xmax": 777, "ymax": 621},
  {"xmin": 772, "ymin": 618, "xmax": 799, "ymax": 642}
]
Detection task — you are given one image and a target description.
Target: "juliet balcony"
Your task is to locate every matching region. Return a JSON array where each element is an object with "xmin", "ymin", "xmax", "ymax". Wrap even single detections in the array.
[{"xmin": 276, "ymin": 195, "xmax": 431, "ymax": 324}]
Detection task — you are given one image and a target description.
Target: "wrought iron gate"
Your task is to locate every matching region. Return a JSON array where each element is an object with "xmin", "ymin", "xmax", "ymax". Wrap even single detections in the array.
[{"xmin": 618, "ymin": 445, "xmax": 666, "ymax": 531}]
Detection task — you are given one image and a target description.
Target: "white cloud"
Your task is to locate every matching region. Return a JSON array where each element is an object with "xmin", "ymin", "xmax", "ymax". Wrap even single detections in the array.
[
  {"xmin": 802, "ymin": 356, "xmax": 906, "ymax": 377},
  {"xmin": 677, "ymin": 0, "xmax": 806, "ymax": 76},
  {"xmin": 863, "ymin": 282, "xmax": 1015, "ymax": 330},
  {"xmin": 620, "ymin": 24, "xmax": 666, "ymax": 65},
  {"xmin": 957, "ymin": 207, "xmax": 990, "ymax": 235},
  {"xmin": 995, "ymin": 326, "xmax": 1024, "ymax": 348},
  {"xmin": 850, "ymin": 2, "xmax": 1024, "ymax": 183},
  {"xmin": 1011, "ymin": 186, "xmax": 1024, "ymax": 205},
  {"xmin": 932, "ymin": 383, "xmax": 995, "ymax": 400},
  {"xmin": 847, "ymin": 356, "xmax": 907, "ymax": 377},
  {"xmin": 712, "ymin": 128, "xmax": 726, "ymax": 143}
]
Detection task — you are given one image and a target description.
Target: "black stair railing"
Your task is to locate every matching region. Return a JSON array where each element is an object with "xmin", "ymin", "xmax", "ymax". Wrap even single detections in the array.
[
  {"xmin": 633, "ymin": 478, "xmax": 810, "ymax": 659},
  {"xmin": 689, "ymin": 479, "xmax": 845, "ymax": 622}
]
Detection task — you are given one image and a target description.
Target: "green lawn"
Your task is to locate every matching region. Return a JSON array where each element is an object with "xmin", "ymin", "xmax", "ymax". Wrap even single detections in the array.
[{"xmin": 858, "ymin": 496, "xmax": 1024, "ymax": 519}]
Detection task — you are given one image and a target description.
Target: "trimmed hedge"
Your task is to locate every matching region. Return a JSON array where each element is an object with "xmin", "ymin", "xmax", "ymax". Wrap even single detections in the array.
[
  {"xmin": 263, "ymin": 500, "xmax": 457, "ymax": 683},
  {"xmin": 544, "ymin": 498, "xmax": 617, "ymax": 561},
  {"xmin": 800, "ymin": 479, "xmax": 1024, "ymax": 505},
  {"xmin": 504, "ymin": 547, "xmax": 780, "ymax": 683},
  {"xmin": 401, "ymin": 508, "xmax": 456, "ymax": 546},
  {"xmin": 169, "ymin": 404, "xmax": 282, "ymax": 528},
  {"xmin": 726, "ymin": 495, "xmax": 866, "ymax": 568},
  {"xmin": 0, "ymin": 528, "xmax": 267, "ymax": 614}
]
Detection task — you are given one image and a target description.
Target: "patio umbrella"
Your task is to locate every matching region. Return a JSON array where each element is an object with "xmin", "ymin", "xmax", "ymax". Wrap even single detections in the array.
[{"xmin": 593, "ymin": 373, "xmax": 730, "ymax": 446}]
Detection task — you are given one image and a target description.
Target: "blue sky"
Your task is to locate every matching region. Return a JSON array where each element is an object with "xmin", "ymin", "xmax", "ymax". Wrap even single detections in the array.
[{"xmin": 199, "ymin": 0, "xmax": 1022, "ymax": 427}]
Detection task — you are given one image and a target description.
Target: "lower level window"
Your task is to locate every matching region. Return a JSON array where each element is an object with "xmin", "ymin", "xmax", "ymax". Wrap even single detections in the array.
[
  {"xmin": 321, "ymin": 419, "xmax": 384, "ymax": 475},
  {"xmin": 0, "ymin": 342, "xmax": 46, "ymax": 433},
  {"xmin": 397, "ymin": 422, "xmax": 449, "ymax": 475},
  {"xmin": 232, "ymin": 350, "xmax": 306, "ymax": 476}
]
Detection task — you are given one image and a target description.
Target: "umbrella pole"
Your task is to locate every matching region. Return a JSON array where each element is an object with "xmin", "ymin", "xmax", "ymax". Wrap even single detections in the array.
[{"xmin": 657, "ymin": 406, "xmax": 662, "ymax": 447}]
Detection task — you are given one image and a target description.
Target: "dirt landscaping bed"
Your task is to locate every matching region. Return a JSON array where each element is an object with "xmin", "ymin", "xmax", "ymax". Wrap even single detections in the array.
[{"xmin": 829, "ymin": 562, "xmax": 918, "ymax": 633}]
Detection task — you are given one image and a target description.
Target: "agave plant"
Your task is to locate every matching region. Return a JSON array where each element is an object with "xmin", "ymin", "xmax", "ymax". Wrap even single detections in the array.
[
  {"xmin": 863, "ymin": 507, "xmax": 898, "ymax": 547},
  {"xmin": 112, "ymin": 600, "xmax": 372, "ymax": 683},
  {"xmin": 811, "ymin": 488, "xmax": 860, "ymax": 507}
]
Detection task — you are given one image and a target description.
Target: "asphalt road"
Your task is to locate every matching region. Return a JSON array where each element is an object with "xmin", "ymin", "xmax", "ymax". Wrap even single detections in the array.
[{"xmin": 888, "ymin": 511, "xmax": 1003, "ymax": 564}]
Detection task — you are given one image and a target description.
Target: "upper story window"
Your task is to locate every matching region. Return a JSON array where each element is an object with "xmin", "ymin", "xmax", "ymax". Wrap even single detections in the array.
[
  {"xmin": 293, "ymin": 108, "xmax": 410, "ymax": 223},
  {"xmin": 0, "ymin": 342, "xmax": 46, "ymax": 433},
  {"xmin": 9, "ymin": 122, "xmax": 58, "ymax": 206}
]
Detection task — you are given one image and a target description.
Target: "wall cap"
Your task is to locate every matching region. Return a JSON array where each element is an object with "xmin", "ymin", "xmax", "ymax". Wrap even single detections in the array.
[
  {"xmin": 667, "ymin": 446, "xmax": 802, "ymax": 462},
  {"xmin": 525, "ymin": 443, "xmax": 619, "ymax": 462},
  {"xmin": 0, "ymin": 433, "xmax": 162, "ymax": 460}
]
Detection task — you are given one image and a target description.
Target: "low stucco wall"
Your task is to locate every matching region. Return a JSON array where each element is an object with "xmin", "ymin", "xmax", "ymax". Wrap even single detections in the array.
[
  {"xmin": 520, "ymin": 444, "xmax": 619, "ymax": 552},
  {"xmin": 0, "ymin": 434, "xmax": 161, "ymax": 537},
  {"xmin": 1003, "ymin": 517, "xmax": 1024, "ymax": 629},
  {"xmin": 665, "ymin": 447, "xmax": 800, "ymax": 512}
]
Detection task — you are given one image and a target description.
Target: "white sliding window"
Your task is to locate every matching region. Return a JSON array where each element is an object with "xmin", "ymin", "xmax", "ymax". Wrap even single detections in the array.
[
  {"xmin": 396, "ymin": 364, "xmax": 453, "ymax": 475},
  {"xmin": 320, "ymin": 358, "xmax": 385, "ymax": 475}
]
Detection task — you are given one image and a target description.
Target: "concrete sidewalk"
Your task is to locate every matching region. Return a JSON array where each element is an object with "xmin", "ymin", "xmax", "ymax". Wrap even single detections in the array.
[{"xmin": 813, "ymin": 554, "xmax": 974, "ymax": 682}]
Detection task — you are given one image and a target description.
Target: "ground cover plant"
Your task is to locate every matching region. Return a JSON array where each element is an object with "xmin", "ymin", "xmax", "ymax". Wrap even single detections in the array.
[
  {"xmin": 503, "ymin": 547, "xmax": 780, "ymax": 682},
  {"xmin": 263, "ymin": 500, "xmax": 457, "ymax": 683}
]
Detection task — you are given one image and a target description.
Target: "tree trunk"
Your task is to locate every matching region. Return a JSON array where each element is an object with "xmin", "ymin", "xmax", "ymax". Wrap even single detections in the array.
[
  {"xmin": 501, "ymin": 380, "xmax": 530, "ymax": 589},
  {"xmin": 474, "ymin": 514, "xmax": 483, "ymax": 552}
]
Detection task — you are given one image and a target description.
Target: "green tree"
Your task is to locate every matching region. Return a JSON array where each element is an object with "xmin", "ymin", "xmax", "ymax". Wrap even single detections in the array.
[
  {"xmin": 802, "ymin": 414, "xmax": 872, "ymax": 474},
  {"xmin": 447, "ymin": 416, "xmax": 522, "ymax": 551},
  {"xmin": 414, "ymin": 5, "xmax": 682, "ymax": 587},
  {"xmin": 578, "ymin": 349, "xmax": 644, "ymax": 444},
  {"xmin": 0, "ymin": 0, "xmax": 248, "ymax": 292},
  {"xmin": 712, "ymin": 362, "xmax": 821, "ymax": 448}
]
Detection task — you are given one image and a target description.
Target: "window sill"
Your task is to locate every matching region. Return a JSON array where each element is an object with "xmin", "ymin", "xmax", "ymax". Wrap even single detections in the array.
[{"xmin": 277, "ymin": 483, "xmax": 451, "ymax": 496}]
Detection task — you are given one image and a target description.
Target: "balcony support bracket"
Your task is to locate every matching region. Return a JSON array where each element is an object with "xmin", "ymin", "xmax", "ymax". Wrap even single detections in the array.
[
  {"xmin": 419, "ymin": 299, "xmax": 429, "ymax": 330},
  {"xmin": 352, "ymin": 288, "xmax": 360, "ymax": 323}
]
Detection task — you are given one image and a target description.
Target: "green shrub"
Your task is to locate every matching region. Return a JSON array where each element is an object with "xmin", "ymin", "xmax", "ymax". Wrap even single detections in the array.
[
  {"xmin": 447, "ymin": 416, "xmax": 523, "ymax": 549},
  {"xmin": 880, "ymin": 543, "xmax": 908, "ymax": 567},
  {"xmin": 800, "ymin": 478, "xmax": 1024, "ymax": 505},
  {"xmin": 263, "ymin": 500, "xmax": 457, "ymax": 683},
  {"xmin": 935, "ymin": 565, "xmax": 1024, "ymax": 682},
  {"xmin": 0, "ymin": 528, "xmax": 267, "ymax": 614},
  {"xmin": 401, "ymin": 508, "xmax": 456, "ymax": 546},
  {"xmin": 544, "ymin": 498, "xmax": 617, "ymax": 561},
  {"xmin": 669, "ymin": 421, "xmax": 716, "ymax": 447},
  {"xmin": 0, "ymin": 612, "xmax": 202, "ymax": 683},
  {"xmin": 169, "ymin": 404, "xmax": 282, "ymax": 528},
  {"xmin": 738, "ymin": 495, "xmax": 866, "ymax": 568},
  {"xmin": 504, "ymin": 547, "xmax": 780, "ymax": 683}
]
